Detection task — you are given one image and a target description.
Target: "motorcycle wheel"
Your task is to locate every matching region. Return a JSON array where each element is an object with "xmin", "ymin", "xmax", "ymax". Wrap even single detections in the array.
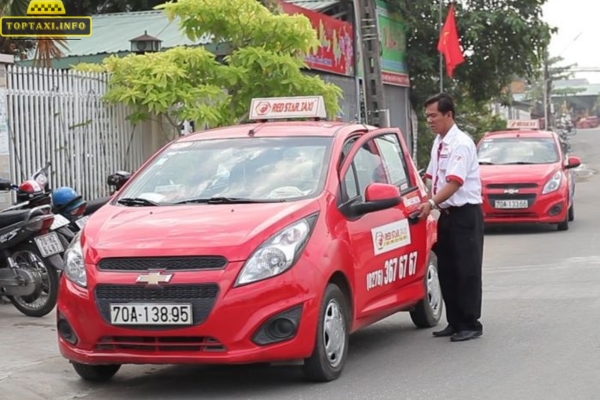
[{"xmin": 7, "ymin": 243, "xmax": 59, "ymax": 318}]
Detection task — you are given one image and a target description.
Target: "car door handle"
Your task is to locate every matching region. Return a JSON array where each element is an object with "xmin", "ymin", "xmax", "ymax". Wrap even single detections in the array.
[{"xmin": 407, "ymin": 211, "xmax": 421, "ymax": 225}]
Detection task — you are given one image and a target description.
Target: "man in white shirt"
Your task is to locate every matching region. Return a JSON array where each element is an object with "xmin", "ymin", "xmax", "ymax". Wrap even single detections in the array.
[{"xmin": 417, "ymin": 93, "xmax": 484, "ymax": 342}]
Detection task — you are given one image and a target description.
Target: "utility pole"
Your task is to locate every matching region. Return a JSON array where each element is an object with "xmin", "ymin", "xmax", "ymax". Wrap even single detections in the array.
[
  {"xmin": 543, "ymin": 53, "xmax": 552, "ymax": 130},
  {"xmin": 356, "ymin": 0, "xmax": 388, "ymax": 127}
]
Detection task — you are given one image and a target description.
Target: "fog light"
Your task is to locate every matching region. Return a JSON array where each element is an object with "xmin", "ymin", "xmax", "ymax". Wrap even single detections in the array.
[
  {"xmin": 57, "ymin": 317, "xmax": 79, "ymax": 345},
  {"xmin": 548, "ymin": 204, "xmax": 563, "ymax": 216},
  {"xmin": 252, "ymin": 305, "xmax": 303, "ymax": 346}
]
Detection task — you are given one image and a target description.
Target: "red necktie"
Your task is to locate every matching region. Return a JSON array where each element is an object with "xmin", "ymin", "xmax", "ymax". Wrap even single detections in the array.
[{"xmin": 433, "ymin": 141, "xmax": 443, "ymax": 195}]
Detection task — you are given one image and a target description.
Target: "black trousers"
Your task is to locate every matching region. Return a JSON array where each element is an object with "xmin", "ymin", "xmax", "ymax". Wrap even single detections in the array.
[{"xmin": 433, "ymin": 203, "xmax": 484, "ymax": 331}]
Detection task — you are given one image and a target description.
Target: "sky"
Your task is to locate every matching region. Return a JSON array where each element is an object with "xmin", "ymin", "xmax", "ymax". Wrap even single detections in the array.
[{"xmin": 542, "ymin": 0, "xmax": 600, "ymax": 83}]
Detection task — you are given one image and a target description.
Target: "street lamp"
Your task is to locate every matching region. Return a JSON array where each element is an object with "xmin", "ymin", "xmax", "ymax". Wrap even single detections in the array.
[{"xmin": 129, "ymin": 31, "xmax": 162, "ymax": 54}]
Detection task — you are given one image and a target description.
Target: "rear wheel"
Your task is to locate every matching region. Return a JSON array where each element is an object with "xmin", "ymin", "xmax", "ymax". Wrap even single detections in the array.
[
  {"xmin": 410, "ymin": 251, "xmax": 443, "ymax": 328},
  {"xmin": 303, "ymin": 284, "xmax": 349, "ymax": 382},
  {"xmin": 72, "ymin": 362, "xmax": 121, "ymax": 382},
  {"xmin": 8, "ymin": 243, "xmax": 59, "ymax": 318}
]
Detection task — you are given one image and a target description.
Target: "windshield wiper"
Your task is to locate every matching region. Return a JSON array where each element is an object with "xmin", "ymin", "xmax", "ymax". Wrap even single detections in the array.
[
  {"xmin": 117, "ymin": 197, "xmax": 160, "ymax": 206},
  {"xmin": 173, "ymin": 196, "xmax": 286, "ymax": 205},
  {"xmin": 478, "ymin": 161, "xmax": 495, "ymax": 165},
  {"xmin": 501, "ymin": 162, "xmax": 536, "ymax": 165}
]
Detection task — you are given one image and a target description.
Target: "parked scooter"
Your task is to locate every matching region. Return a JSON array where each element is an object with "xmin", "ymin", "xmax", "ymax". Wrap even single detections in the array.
[
  {"xmin": 86, "ymin": 170, "xmax": 131, "ymax": 214},
  {"xmin": 1, "ymin": 163, "xmax": 74, "ymax": 249},
  {"xmin": 0, "ymin": 177, "xmax": 63, "ymax": 317},
  {"xmin": 54, "ymin": 170, "xmax": 132, "ymax": 233}
]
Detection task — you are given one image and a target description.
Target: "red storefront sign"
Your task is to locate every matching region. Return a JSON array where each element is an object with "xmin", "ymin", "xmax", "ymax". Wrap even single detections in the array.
[{"xmin": 279, "ymin": 1, "xmax": 354, "ymax": 77}]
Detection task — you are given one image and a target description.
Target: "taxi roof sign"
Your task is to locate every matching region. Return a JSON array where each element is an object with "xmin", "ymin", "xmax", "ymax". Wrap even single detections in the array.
[
  {"xmin": 27, "ymin": 0, "xmax": 66, "ymax": 15},
  {"xmin": 507, "ymin": 119, "xmax": 539, "ymax": 130},
  {"xmin": 249, "ymin": 96, "xmax": 327, "ymax": 121}
]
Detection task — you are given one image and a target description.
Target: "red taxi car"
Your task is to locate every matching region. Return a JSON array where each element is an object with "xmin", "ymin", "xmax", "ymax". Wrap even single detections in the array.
[
  {"xmin": 57, "ymin": 96, "xmax": 442, "ymax": 383},
  {"xmin": 477, "ymin": 120, "xmax": 581, "ymax": 230}
]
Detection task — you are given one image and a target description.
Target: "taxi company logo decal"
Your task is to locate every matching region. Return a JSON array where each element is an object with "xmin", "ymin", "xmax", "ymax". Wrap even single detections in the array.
[
  {"xmin": 371, "ymin": 220, "xmax": 411, "ymax": 255},
  {"xmin": 0, "ymin": 0, "xmax": 92, "ymax": 38},
  {"xmin": 255, "ymin": 101, "xmax": 271, "ymax": 116}
]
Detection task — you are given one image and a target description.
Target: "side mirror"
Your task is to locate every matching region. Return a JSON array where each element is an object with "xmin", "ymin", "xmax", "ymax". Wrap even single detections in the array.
[
  {"xmin": 566, "ymin": 156, "xmax": 581, "ymax": 169},
  {"xmin": 107, "ymin": 171, "xmax": 132, "ymax": 190},
  {"xmin": 0, "ymin": 178, "xmax": 13, "ymax": 191},
  {"xmin": 341, "ymin": 183, "xmax": 401, "ymax": 219}
]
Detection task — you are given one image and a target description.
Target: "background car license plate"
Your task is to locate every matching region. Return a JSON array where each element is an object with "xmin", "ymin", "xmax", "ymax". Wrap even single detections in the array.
[
  {"xmin": 110, "ymin": 303, "xmax": 193, "ymax": 325},
  {"xmin": 34, "ymin": 232, "xmax": 64, "ymax": 257},
  {"xmin": 495, "ymin": 200, "xmax": 528, "ymax": 209},
  {"xmin": 50, "ymin": 214, "xmax": 70, "ymax": 230}
]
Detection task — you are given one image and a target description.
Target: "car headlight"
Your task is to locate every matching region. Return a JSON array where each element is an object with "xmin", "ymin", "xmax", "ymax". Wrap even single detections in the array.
[
  {"xmin": 542, "ymin": 171, "xmax": 562, "ymax": 194},
  {"xmin": 234, "ymin": 213, "xmax": 318, "ymax": 287},
  {"xmin": 64, "ymin": 231, "xmax": 87, "ymax": 288}
]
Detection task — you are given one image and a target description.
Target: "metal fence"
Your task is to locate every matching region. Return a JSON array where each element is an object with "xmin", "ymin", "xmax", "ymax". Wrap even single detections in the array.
[{"xmin": 6, "ymin": 64, "xmax": 146, "ymax": 200}]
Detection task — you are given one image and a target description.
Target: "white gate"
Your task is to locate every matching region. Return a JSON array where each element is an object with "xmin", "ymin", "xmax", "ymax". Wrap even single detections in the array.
[{"xmin": 6, "ymin": 65, "xmax": 146, "ymax": 201}]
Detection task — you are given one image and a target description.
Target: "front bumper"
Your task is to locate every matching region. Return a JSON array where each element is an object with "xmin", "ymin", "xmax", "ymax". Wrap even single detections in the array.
[
  {"xmin": 482, "ymin": 189, "xmax": 568, "ymax": 224},
  {"xmin": 57, "ymin": 261, "xmax": 323, "ymax": 366}
]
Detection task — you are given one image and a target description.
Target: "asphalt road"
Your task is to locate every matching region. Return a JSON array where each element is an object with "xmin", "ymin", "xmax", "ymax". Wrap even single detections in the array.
[{"xmin": 2, "ymin": 129, "xmax": 600, "ymax": 400}]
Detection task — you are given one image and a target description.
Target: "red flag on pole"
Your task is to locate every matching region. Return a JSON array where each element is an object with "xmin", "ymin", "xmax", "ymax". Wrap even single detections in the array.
[{"xmin": 437, "ymin": 3, "xmax": 464, "ymax": 78}]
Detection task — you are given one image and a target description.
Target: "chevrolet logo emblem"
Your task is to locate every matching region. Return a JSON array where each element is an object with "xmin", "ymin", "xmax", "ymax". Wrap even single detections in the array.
[
  {"xmin": 504, "ymin": 188, "xmax": 519, "ymax": 194},
  {"xmin": 136, "ymin": 271, "xmax": 173, "ymax": 286}
]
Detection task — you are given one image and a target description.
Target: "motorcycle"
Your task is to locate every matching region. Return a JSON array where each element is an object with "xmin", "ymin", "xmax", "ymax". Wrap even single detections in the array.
[
  {"xmin": 59, "ymin": 170, "xmax": 132, "ymax": 232},
  {"xmin": 1, "ymin": 162, "xmax": 75, "ymax": 248},
  {"xmin": 7, "ymin": 163, "xmax": 132, "ymax": 241},
  {"xmin": 558, "ymin": 129, "xmax": 571, "ymax": 153},
  {"xmin": 0, "ymin": 178, "xmax": 63, "ymax": 317}
]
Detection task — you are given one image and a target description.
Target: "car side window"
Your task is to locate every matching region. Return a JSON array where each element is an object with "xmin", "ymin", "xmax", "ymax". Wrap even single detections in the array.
[
  {"xmin": 343, "ymin": 164, "xmax": 360, "ymax": 199},
  {"xmin": 373, "ymin": 134, "xmax": 411, "ymax": 190},
  {"xmin": 340, "ymin": 138, "xmax": 389, "ymax": 202}
]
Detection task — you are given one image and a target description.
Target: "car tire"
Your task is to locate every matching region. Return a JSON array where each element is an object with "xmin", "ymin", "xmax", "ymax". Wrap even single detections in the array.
[
  {"xmin": 568, "ymin": 204, "xmax": 574, "ymax": 222},
  {"xmin": 410, "ymin": 251, "xmax": 443, "ymax": 328},
  {"xmin": 71, "ymin": 362, "xmax": 121, "ymax": 382},
  {"xmin": 303, "ymin": 283, "xmax": 349, "ymax": 382},
  {"xmin": 557, "ymin": 214, "xmax": 569, "ymax": 231}
]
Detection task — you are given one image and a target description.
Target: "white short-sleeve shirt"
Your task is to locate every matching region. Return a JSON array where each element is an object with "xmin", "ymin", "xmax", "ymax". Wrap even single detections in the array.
[{"xmin": 424, "ymin": 124, "xmax": 482, "ymax": 208}]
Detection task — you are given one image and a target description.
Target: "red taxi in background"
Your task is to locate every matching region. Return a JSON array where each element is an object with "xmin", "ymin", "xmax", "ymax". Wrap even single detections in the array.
[
  {"xmin": 57, "ymin": 96, "xmax": 442, "ymax": 383},
  {"xmin": 477, "ymin": 119, "xmax": 581, "ymax": 231}
]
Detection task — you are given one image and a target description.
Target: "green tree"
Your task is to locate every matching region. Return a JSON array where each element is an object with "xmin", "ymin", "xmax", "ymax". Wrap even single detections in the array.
[
  {"xmin": 389, "ymin": 0, "xmax": 554, "ymax": 167},
  {"xmin": 73, "ymin": 0, "xmax": 343, "ymax": 139}
]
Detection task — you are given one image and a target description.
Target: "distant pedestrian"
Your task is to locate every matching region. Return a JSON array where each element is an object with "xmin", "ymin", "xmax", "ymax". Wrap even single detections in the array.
[{"xmin": 417, "ymin": 93, "xmax": 484, "ymax": 342}]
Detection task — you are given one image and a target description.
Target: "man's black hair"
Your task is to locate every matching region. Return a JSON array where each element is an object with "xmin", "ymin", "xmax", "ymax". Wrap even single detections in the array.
[{"xmin": 424, "ymin": 93, "xmax": 456, "ymax": 119}]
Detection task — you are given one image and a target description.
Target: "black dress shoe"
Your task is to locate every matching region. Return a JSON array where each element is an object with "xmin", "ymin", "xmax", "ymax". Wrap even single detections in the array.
[
  {"xmin": 432, "ymin": 325, "xmax": 456, "ymax": 337},
  {"xmin": 450, "ymin": 330, "xmax": 483, "ymax": 342}
]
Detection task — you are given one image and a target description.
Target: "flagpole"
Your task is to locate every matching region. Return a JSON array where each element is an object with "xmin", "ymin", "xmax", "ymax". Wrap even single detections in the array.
[{"xmin": 439, "ymin": 0, "xmax": 443, "ymax": 92}]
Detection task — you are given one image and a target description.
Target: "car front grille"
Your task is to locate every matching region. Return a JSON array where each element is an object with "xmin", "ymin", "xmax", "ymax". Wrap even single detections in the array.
[
  {"xmin": 95, "ymin": 284, "xmax": 219, "ymax": 329},
  {"xmin": 97, "ymin": 256, "xmax": 228, "ymax": 272},
  {"xmin": 486, "ymin": 183, "xmax": 538, "ymax": 189}
]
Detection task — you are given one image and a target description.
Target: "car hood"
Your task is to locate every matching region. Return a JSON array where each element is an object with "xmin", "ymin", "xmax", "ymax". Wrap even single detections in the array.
[
  {"xmin": 83, "ymin": 200, "xmax": 319, "ymax": 262},
  {"xmin": 480, "ymin": 164, "xmax": 559, "ymax": 183}
]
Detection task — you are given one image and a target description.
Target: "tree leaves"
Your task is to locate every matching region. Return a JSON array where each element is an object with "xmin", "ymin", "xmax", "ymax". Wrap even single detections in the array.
[
  {"xmin": 387, "ymin": 0, "xmax": 554, "ymax": 166},
  {"xmin": 73, "ymin": 0, "xmax": 342, "ymax": 139}
]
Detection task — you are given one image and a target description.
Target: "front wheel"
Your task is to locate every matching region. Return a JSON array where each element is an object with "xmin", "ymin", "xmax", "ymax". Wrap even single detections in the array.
[
  {"xmin": 72, "ymin": 362, "xmax": 121, "ymax": 382},
  {"xmin": 303, "ymin": 283, "xmax": 349, "ymax": 382},
  {"xmin": 568, "ymin": 204, "xmax": 574, "ymax": 222},
  {"xmin": 410, "ymin": 251, "xmax": 443, "ymax": 328},
  {"xmin": 8, "ymin": 243, "xmax": 59, "ymax": 318}
]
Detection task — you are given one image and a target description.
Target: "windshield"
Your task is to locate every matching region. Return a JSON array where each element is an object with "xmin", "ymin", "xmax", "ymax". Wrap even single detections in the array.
[
  {"xmin": 117, "ymin": 136, "xmax": 333, "ymax": 205},
  {"xmin": 477, "ymin": 137, "xmax": 560, "ymax": 165}
]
